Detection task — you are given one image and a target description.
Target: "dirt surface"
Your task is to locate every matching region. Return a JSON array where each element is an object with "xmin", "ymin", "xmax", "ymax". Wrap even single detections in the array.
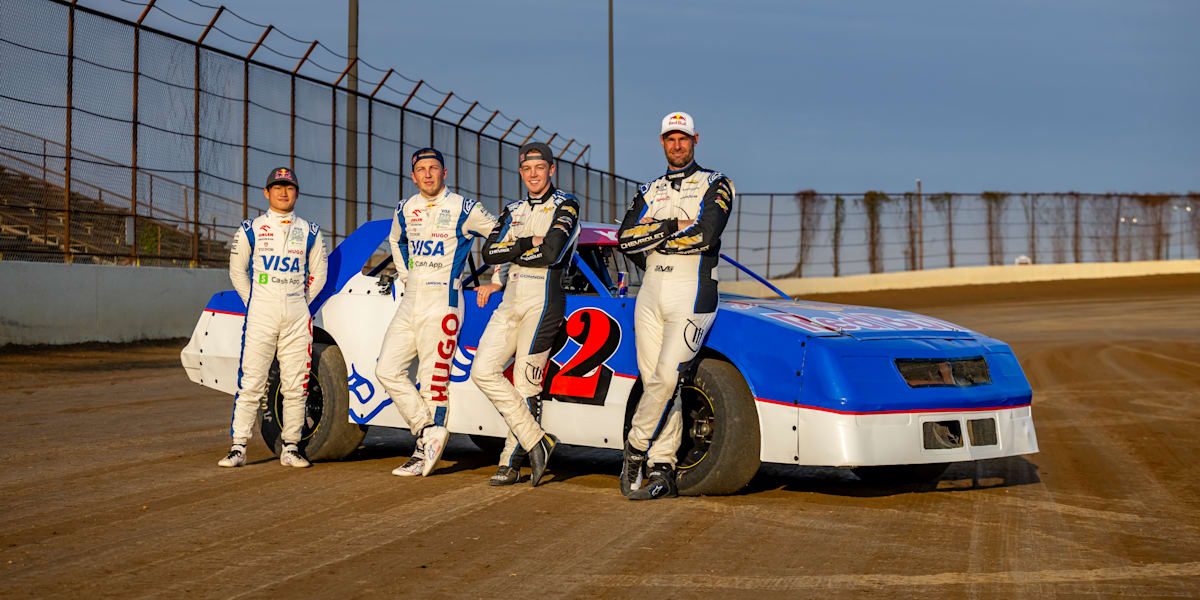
[{"xmin": 2, "ymin": 275, "xmax": 1199, "ymax": 598}]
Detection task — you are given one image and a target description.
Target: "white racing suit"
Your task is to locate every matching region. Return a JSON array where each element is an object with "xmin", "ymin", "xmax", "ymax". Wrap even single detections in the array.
[
  {"xmin": 375, "ymin": 189, "xmax": 503, "ymax": 442},
  {"xmin": 472, "ymin": 187, "xmax": 580, "ymax": 467},
  {"xmin": 228, "ymin": 209, "xmax": 328, "ymax": 447},
  {"xmin": 617, "ymin": 162, "xmax": 734, "ymax": 467}
]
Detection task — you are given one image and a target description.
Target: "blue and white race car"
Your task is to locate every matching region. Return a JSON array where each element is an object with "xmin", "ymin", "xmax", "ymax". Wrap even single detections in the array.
[{"xmin": 181, "ymin": 220, "xmax": 1039, "ymax": 494}]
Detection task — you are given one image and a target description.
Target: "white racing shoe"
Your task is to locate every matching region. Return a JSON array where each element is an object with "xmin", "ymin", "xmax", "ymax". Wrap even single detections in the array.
[
  {"xmin": 280, "ymin": 444, "xmax": 311, "ymax": 468},
  {"xmin": 392, "ymin": 455, "xmax": 425, "ymax": 477},
  {"xmin": 420, "ymin": 426, "xmax": 450, "ymax": 476},
  {"xmin": 218, "ymin": 445, "xmax": 246, "ymax": 468}
]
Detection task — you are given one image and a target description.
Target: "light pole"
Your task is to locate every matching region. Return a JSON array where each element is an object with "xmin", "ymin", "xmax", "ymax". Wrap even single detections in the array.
[
  {"xmin": 1174, "ymin": 204, "xmax": 1193, "ymax": 259},
  {"xmin": 1118, "ymin": 216, "xmax": 1139, "ymax": 262}
]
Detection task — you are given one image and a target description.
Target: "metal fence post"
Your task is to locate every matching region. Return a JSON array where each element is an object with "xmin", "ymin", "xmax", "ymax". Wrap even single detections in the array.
[
  {"xmin": 367, "ymin": 67, "xmax": 391, "ymax": 221},
  {"xmin": 330, "ymin": 84, "xmax": 338, "ymax": 238},
  {"xmin": 244, "ymin": 27, "xmax": 272, "ymax": 221},
  {"xmin": 599, "ymin": 173, "xmax": 605, "ymax": 224},
  {"xmin": 454, "ymin": 101, "xmax": 477, "ymax": 195},
  {"xmin": 131, "ymin": 1, "xmax": 154, "ymax": 262},
  {"xmin": 1072, "ymin": 194, "xmax": 1081, "ymax": 262},
  {"xmin": 1112, "ymin": 196, "xmax": 1122, "ymax": 262},
  {"xmin": 500, "ymin": 120, "xmax": 522, "ymax": 212},
  {"xmin": 735, "ymin": 194, "xmax": 742, "ymax": 281},
  {"xmin": 766, "ymin": 195, "xmax": 774, "ymax": 277},
  {"xmin": 193, "ymin": 40, "xmax": 200, "ymax": 266},
  {"xmin": 1029, "ymin": 194, "xmax": 1038, "ymax": 264},
  {"xmin": 947, "ymin": 195, "xmax": 955, "ymax": 268},
  {"xmin": 194, "ymin": 8, "xmax": 223, "ymax": 266},
  {"xmin": 496, "ymin": 142, "xmax": 503, "ymax": 214},
  {"xmin": 333, "ymin": 56, "xmax": 355, "ymax": 234},
  {"xmin": 917, "ymin": 179, "xmax": 924, "ymax": 270},
  {"xmin": 41, "ymin": 139, "xmax": 48, "ymax": 239},
  {"xmin": 65, "ymin": 0, "xmax": 76, "ymax": 263}
]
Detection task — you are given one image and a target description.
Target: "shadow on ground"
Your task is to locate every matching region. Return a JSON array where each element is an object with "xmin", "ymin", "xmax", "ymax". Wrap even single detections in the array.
[
  {"xmin": 341, "ymin": 427, "xmax": 1041, "ymax": 497},
  {"xmin": 743, "ymin": 456, "xmax": 1042, "ymax": 498}
]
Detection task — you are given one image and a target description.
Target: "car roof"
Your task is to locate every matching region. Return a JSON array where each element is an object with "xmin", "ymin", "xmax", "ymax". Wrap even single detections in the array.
[{"xmin": 579, "ymin": 221, "xmax": 618, "ymax": 246}]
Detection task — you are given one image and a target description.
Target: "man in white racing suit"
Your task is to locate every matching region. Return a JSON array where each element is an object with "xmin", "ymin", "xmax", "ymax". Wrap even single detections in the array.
[
  {"xmin": 376, "ymin": 148, "xmax": 505, "ymax": 477},
  {"xmin": 472, "ymin": 142, "xmax": 580, "ymax": 487},
  {"xmin": 221, "ymin": 166, "xmax": 328, "ymax": 469},
  {"xmin": 616, "ymin": 112, "xmax": 734, "ymax": 499}
]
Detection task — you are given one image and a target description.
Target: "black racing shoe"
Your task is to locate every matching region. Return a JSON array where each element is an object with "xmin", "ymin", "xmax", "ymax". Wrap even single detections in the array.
[
  {"xmin": 489, "ymin": 465, "xmax": 520, "ymax": 486},
  {"xmin": 528, "ymin": 433, "xmax": 559, "ymax": 487},
  {"xmin": 619, "ymin": 442, "xmax": 648, "ymax": 497},
  {"xmin": 627, "ymin": 463, "xmax": 678, "ymax": 501}
]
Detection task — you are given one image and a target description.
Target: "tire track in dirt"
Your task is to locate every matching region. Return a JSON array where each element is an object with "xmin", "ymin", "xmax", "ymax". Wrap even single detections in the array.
[{"xmin": 562, "ymin": 561, "xmax": 1200, "ymax": 592}]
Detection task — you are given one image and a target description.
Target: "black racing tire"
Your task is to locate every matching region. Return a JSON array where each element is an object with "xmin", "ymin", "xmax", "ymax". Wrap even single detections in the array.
[
  {"xmin": 674, "ymin": 358, "xmax": 762, "ymax": 496},
  {"xmin": 470, "ymin": 434, "xmax": 506, "ymax": 460},
  {"xmin": 261, "ymin": 343, "xmax": 366, "ymax": 460},
  {"xmin": 852, "ymin": 462, "xmax": 950, "ymax": 485}
]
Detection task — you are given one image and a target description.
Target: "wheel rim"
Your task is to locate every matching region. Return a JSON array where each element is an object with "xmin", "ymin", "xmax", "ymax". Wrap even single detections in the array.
[
  {"xmin": 269, "ymin": 365, "xmax": 324, "ymax": 442},
  {"xmin": 676, "ymin": 384, "xmax": 714, "ymax": 471}
]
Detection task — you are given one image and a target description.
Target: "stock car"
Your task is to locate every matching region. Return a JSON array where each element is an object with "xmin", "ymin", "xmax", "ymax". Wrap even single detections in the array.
[{"xmin": 181, "ymin": 220, "xmax": 1039, "ymax": 494}]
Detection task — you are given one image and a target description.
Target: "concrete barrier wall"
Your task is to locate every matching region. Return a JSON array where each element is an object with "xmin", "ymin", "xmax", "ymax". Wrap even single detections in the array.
[
  {"xmin": 5, "ymin": 259, "xmax": 1199, "ymax": 345},
  {"xmin": 0, "ymin": 261, "xmax": 230, "ymax": 346},
  {"xmin": 719, "ymin": 260, "xmax": 1200, "ymax": 298}
]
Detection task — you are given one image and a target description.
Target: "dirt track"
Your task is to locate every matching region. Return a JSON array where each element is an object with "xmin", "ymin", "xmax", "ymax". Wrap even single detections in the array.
[{"xmin": 2, "ymin": 274, "xmax": 1199, "ymax": 598}]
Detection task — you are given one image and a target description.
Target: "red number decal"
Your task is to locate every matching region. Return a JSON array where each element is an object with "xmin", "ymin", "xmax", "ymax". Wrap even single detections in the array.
[{"xmin": 545, "ymin": 308, "xmax": 621, "ymax": 405}]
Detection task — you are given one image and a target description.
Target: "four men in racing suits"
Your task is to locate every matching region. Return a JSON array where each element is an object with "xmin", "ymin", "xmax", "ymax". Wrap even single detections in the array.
[
  {"xmin": 472, "ymin": 142, "xmax": 580, "ymax": 487},
  {"xmin": 616, "ymin": 112, "xmax": 734, "ymax": 500},
  {"xmin": 221, "ymin": 167, "xmax": 328, "ymax": 469},
  {"xmin": 375, "ymin": 148, "xmax": 505, "ymax": 477},
  {"xmin": 220, "ymin": 112, "xmax": 729, "ymax": 497}
]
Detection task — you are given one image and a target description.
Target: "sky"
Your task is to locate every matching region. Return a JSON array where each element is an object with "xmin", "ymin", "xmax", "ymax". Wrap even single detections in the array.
[{"xmin": 86, "ymin": 0, "xmax": 1199, "ymax": 194}]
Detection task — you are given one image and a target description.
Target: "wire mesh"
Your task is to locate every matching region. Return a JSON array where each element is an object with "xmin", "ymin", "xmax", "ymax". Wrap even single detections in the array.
[{"xmin": 1, "ymin": 0, "xmax": 1196, "ymax": 276}]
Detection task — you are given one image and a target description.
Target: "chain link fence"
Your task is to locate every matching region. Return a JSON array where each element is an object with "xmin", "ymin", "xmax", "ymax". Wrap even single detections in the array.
[
  {"xmin": 0, "ymin": 0, "xmax": 639, "ymax": 267},
  {"xmin": 2, "ymin": 0, "xmax": 1197, "ymax": 280},
  {"xmin": 724, "ymin": 191, "xmax": 1200, "ymax": 281}
]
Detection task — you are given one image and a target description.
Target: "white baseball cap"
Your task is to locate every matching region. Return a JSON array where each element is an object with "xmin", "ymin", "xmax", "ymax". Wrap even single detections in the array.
[{"xmin": 660, "ymin": 111, "xmax": 695, "ymax": 137}]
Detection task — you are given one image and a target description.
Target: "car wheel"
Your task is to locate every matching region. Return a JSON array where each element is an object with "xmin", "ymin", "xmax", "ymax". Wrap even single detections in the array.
[
  {"xmin": 261, "ymin": 343, "xmax": 366, "ymax": 460},
  {"xmin": 851, "ymin": 462, "xmax": 950, "ymax": 484},
  {"xmin": 470, "ymin": 434, "xmax": 505, "ymax": 460},
  {"xmin": 675, "ymin": 357, "xmax": 761, "ymax": 496}
]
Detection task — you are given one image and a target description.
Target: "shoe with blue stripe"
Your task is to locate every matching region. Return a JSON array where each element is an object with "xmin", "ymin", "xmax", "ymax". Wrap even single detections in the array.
[{"xmin": 627, "ymin": 463, "xmax": 677, "ymax": 500}]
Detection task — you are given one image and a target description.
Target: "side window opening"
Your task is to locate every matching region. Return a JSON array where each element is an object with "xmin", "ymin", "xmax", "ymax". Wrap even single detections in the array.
[
  {"xmin": 564, "ymin": 246, "xmax": 644, "ymax": 296},
  {"xmin": 364, "ymin": 238, "xmax": 395, "ymax": 276}
]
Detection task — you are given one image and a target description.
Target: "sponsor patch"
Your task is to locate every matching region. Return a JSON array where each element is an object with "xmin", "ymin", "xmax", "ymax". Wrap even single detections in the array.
[
  {"xmin": 620, "ymin": 223, "xmax": 658, "ymax": 239},
  {"xmin": 525, "ymin": 363, "xmax": 544, "ymax": 386},
  {"xmin": 683, "ymin": 319, "xmax": 706, "ymax": 353}
]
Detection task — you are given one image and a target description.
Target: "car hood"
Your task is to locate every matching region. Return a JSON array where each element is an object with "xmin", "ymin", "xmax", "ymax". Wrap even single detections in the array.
[{"xmin": 717, "ymin": 296, "xmax": 975, "ymax": 339}]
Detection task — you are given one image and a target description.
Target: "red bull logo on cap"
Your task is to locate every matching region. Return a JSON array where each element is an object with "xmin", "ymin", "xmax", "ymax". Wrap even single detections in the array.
[
  {"xmin": 273, "ymin": 168, "xmax": 295, "ymax": 181},
  {"xmin": 661, "ymin": 111, "xmax": 695, "ymax": 136}
]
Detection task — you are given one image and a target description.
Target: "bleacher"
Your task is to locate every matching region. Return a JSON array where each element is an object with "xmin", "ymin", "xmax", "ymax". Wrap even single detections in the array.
[{"xmin": 0, "ymin": 139, "xmax": 230, "ymax": 268}]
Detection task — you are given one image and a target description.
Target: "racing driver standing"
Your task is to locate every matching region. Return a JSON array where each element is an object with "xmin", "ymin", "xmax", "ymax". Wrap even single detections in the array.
[
  {"xmin": 472, "ymin": 142, "xmax": 580, "ymax": 487},
  {"xmin": 616, "ymin": 112, "xmax": 734, "ymax": 499},
  {"xmin": 221, "ymin": 167, "xmax": 327, "ymax": 469},
  {"xmin": 376, "ymin": 148, "xmax": 505, "ymax": 477}
]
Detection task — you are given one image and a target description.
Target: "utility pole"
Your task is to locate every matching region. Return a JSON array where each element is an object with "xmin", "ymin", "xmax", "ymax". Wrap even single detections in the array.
[
  {"xmin": 608, "ymin": 0, "xmax": 616, "ymax": 218},
  {"xmin": 346, "ymin": 0, "xmax": 359, "ymax": 235}
]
